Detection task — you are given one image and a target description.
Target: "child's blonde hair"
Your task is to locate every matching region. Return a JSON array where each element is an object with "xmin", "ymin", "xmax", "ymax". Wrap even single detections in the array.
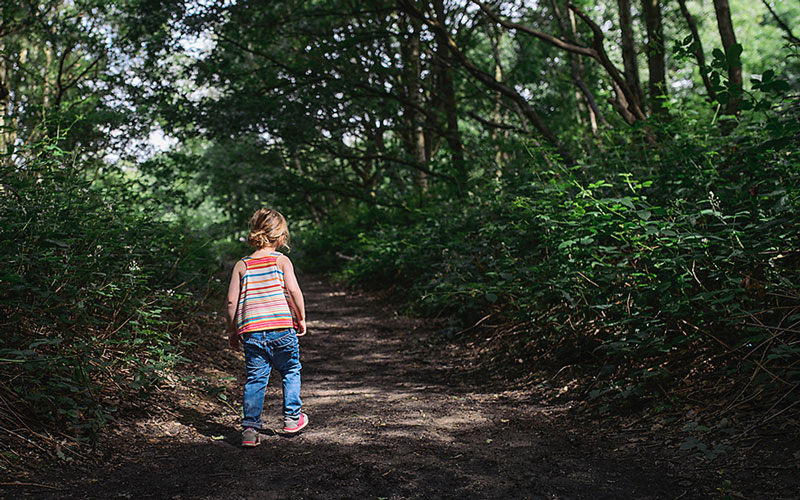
[{"xmin": 247, "ymin": 208, "xmax": 290, "ymax": 250}]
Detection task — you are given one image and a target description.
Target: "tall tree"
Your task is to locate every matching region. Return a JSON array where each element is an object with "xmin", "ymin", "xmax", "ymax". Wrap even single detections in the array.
[
  {"xmin": 473, "ymin": 0, "xmax": 647, "ymax": 125},
  {"xmin": 0, "ymin": 38, "xmax": 11, "ymax": 155},
  {"xmin": 617, "ymin": 0, "xmax": 645, "ymax": 109},
  {"xmin": 676, "ymin": 0, "xmax": 716, "ymax": 102},
  {"xmin": 432, "ymin": 0, "xmax": 467, "ymax": 190},
  {"xmin": 712, "ymin": 0, "xmax": 743, "ymax": 116},
  {"xmin": 641, "ymin": 0, "xmax": 667, "ymax": 113},
  {"xmin": 0, "ymin": 0, "xmax": 167, "ymax": 163},
  {"xmin": 552, "ymin": 0, "xmax": 606, "ymax": 132},
  {"xmin": 399, "ymin": 0, "xmax": 574, "ymax": 162},
  {"xmin": 400, "ymin": 16, "xmax": 430, "ymax": 193}
]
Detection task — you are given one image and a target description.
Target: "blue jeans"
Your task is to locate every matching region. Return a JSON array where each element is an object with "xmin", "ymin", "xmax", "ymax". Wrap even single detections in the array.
[{"xmin": 241, "ymin": 328, "xmax": 302, "ymax": 429}]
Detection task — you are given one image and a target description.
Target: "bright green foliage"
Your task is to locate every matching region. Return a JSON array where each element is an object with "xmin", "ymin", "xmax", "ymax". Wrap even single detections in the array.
[
  {"xmin": 325, "ymin": 90, "xmax": 799, "ymax": 406},
  {"xmin": 0, "ymin": 130, "xmax": 214, "ymax": 441}
]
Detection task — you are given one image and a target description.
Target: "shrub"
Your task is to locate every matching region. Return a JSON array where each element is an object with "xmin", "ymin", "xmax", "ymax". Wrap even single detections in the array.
[
  {"xmin": 0, "ymin": 131, "xmax": 214, "ymax": 446},
  {"xmin": 324, "ymin": 98, "xmax": 800, "ymax": 409}
]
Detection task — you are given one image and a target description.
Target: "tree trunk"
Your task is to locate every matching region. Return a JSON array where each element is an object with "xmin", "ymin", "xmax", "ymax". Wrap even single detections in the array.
[
  {"xmin": 43, "ymin": 42, "xmax": 54, "ymax": 110},
  {"xmin": 488, "ymin": 26, "xmax": 505, "ymax": 173},
  {"xmin": 617, "ymin": 0, "xmax": 645, "ymax": 108},
  {"xmin": 0, "ymin": 39, "xmax": 18, "ymax": 156},
  {"xmin": 404, "ymin": 18, "xmax": 428, "ymax": 193},
  {"xmin": 432, "ymin": 0, "xmax": 466, "ymax": 192},
  {"xmin": 0, "ymin": 39, "xmax": 9, "ymax": 158},
  {"xmin": 399, "ymin": 1, "xmax": 574, "ymax": 162},
  {"xmin": 712, "ymin": 0, "xmax": 743, "ymax": 116},
  {"xmin": 641, "ymin": 0, "xmax": 667, "ymax": 113},
  {"xmin": 472, "ymin": 0, "xmax": 647, "ymax": 124},
  {"xmin": 551, "ymin": 0, "xmax": 605, "ymax": 133},
  {"xmin": 676, "ymin": 0, "xmax": 716, "ymax": 102}
]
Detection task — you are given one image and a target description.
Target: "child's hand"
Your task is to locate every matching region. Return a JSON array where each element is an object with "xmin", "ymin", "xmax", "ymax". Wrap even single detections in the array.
[
  {"xmin": 296, "ymin": 319, "xmax": 307, "ymax": 337},
  {"xmin": 228, "ymin": 331, "xmax": 241, "ymax": 351}
]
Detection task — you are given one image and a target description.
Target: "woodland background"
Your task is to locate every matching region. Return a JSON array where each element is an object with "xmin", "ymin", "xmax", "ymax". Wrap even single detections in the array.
[{"xmin": 1, "ymin": 0, "xmax": 798, "ymax": 475}]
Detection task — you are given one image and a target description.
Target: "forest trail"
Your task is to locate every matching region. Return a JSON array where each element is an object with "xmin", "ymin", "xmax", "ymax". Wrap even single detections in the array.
[{"xmin": 25, "ymin": 277, "xmax": 705, "ymax": 499}]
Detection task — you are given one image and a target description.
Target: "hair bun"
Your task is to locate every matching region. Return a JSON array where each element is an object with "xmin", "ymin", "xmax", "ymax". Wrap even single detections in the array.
[
  {"xmin": 247, "ymin": 230, "xmax": 269, "ymax": 248},
  {"xmin": 247, "ymin": 208, "xmax": 290, "ymax": 249}
]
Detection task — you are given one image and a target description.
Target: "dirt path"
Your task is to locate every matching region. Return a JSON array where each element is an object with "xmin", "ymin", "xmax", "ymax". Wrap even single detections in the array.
[{"xmin": 22, "ymin": 277, "xmax": 715, "ymax": 499}]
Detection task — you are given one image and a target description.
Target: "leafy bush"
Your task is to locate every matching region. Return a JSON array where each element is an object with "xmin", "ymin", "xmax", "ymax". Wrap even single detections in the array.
[
  {"xmin": 0, "ymin": 131, "xmax": 215, "ymax": 445},
  {"xmin": 294, "ymin": 206, "xmax": 401, "ymax": 277},
  {"xmin": 321, "ymin": 91, "xmax": 800, "ymax": 409}
]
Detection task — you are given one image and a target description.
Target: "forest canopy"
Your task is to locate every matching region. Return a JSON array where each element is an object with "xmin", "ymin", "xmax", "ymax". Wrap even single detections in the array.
[{"xmin": 1, "ymin": 0, "xmax": 798, "ymax": 467}]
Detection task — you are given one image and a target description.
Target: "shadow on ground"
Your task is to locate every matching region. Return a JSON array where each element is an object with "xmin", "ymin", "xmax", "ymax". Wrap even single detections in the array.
[
  {"xmin": 5, "ymin": 276, "xmax": 716, "ymax": 499},
  {"xmin": 21, "ymin": 419, "xmax": 686, "ymax": 500}
]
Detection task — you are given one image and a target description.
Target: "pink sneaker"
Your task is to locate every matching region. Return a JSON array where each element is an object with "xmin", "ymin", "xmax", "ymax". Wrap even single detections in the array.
[
  {"xmin": 241, "ymin": 427, "xmax": 260, "ymax": 447},
  {"xmin": 283, "ymin": 412, "xmax": 309, "ymax": 433}
]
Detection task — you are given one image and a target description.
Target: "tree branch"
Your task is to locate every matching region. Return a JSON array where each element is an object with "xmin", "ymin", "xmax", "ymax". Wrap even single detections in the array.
[
  {"xmin": 467, "ymin": 111, "xmax": 528, "ymax": 135},
  {"xmin": 568, "ymin": 2, "xmax": 646, "ymax": 122},
  {"xmin": 398, "ymin": 0, "xmax": 574, "ymax": 164},
  {"xmin": 473, "ymin": 0, "xmax": 597, "ymax": 58},
  {"xmin": 317, "ymin": 141, "xmax": 459, "ymax": 185},
  {"xmin": 760, "ymin": 0, "xmax": 800, "ymax": 45},
  {"xmin": 549, "ymin": 0, "xmax": 608, "ymax": 127},
  {"xmin": 677, "ymin": 0, "xmax": 717, "ymax": 102}
]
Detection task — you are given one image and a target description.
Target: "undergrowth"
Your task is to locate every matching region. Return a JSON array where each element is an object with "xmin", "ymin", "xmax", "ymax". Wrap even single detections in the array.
[
  {"xmin": 302, "ymin": 88, "xmax": 800, "ymax": 420},
  {"xmin": 0, "ymin": 130, "xmax": 216, "ymax": 472}
]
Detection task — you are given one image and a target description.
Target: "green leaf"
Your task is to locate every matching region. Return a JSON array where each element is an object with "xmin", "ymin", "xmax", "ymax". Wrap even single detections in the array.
[
  {"xmin": 728, "ymin": 43, "xmax": 743, "ymax": 63},
  {"xmin": 768, "ymin": 79, "xmax": 790, "ymax": 92},
  {"xmin": 557, "ymin": 239, "xmax": 576, "ymax": 250},
  {"xmin": 44, "ymin": 239, "xmax": 70, "ymax": 248}
]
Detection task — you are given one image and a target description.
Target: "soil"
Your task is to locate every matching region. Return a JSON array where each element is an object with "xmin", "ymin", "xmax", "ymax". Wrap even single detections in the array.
[{"xmin": 4, "ymin": 276, "xmax": 798, "ymax": 499}]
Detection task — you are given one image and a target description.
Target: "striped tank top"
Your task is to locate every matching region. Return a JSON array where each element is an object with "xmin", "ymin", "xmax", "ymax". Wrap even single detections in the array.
[{"xmin": 236, "ymin": 252, "xmax": 294, "ymax": 335}]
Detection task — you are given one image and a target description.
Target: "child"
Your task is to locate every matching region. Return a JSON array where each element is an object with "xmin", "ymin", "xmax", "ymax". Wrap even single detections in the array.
[{"xmin": 225, "ymin": 208, "xmax": 308, "ymax": 447}]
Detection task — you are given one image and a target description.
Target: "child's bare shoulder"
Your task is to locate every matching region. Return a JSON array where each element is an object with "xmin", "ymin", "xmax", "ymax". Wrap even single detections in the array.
[
  {"xmin": 276, "ymin": 253, "xmax": 294, "ymax": 268},
  {"xmin": 232, "ymin": 259, "xmax": 247, "ymax": 274}
]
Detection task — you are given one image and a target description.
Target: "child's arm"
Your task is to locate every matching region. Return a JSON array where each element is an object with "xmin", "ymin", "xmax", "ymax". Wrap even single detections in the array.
[
  {"xmin": 278, "ymin": 255, "xmax": 306, "ymax": 336},
  {"xmin": 225, "ymin": 260, "xmax": 246, "ymax": 350}
]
